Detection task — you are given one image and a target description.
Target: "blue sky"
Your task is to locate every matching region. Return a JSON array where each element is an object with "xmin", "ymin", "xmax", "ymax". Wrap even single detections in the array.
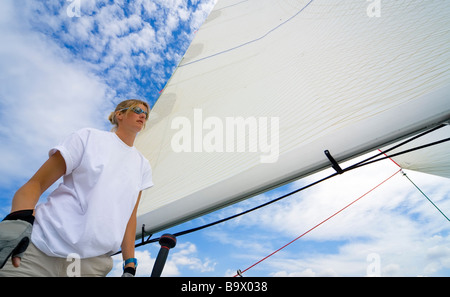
[{"xmin": 1, "ymin": 0, "xmax": 450, "ymax": 277}]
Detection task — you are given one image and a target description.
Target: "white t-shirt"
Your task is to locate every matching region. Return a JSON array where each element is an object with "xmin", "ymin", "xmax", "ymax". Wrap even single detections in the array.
[{"xmin": 32, "ymin": 128, "xmax": 153, "ymax": 258}]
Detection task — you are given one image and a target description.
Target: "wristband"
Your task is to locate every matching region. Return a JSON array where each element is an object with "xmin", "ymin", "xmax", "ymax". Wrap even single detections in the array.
[{"xmin": 123, "ymin": 258, "xmax": 138, "ymax": 269}]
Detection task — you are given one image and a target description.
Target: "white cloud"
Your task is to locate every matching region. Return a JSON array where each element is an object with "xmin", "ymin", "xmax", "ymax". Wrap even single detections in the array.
[{"xmin": 171, "ymin": 242, "xmax": 216, "ymax": 273}]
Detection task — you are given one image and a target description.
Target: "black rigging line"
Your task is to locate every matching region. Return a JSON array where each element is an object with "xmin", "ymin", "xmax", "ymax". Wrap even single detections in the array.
[
  {"xmin": 345, "ymin": 123, "xmax": 448, "ymax": 171},
  {"xmin": 131, "ymin": 123, "xmax": 450, "ymax": 250}
]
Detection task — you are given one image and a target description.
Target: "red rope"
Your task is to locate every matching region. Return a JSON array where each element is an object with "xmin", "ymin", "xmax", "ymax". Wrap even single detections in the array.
[
  {"xmin": 378, "ymin": 149, "xmax": 402, "ymax": 168},
  {"xmin": 233, "ymin": 168, "xmax": 402, "ymax": 277}
]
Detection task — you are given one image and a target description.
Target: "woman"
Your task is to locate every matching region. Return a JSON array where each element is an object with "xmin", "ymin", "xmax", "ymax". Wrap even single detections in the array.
[{"xmin": 0, "ymin": 99, "xmax": 153, "ymax": 277}]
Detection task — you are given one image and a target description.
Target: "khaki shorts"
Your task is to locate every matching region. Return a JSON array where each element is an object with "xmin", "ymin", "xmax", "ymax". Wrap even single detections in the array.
[{"xmin": 0, "ymin": 243, "xmax": 113, "ymax": 277}]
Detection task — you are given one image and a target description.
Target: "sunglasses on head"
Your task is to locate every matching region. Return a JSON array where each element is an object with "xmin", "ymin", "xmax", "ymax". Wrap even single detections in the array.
[{"xmin": 119, "ymin": 107, "xmax": 149, "ymax": 119}]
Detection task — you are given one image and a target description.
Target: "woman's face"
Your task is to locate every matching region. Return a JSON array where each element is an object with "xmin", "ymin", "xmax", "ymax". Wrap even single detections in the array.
[{"xmin": 117, "ymin": 104, "xmax": 149, "ymax": 133}]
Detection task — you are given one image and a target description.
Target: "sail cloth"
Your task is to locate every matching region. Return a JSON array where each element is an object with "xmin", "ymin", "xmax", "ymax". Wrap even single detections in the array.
[
  {"xmin": 388, "ymin": 124, "xmax": 450, "ymax": 179},
  {"xmin": 135, "ymin": 0, "xmax": 450, "ymax": 236}
]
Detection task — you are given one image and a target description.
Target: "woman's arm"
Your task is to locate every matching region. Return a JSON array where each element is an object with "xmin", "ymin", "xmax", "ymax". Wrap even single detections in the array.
[
  {"xmin": 121, "ymin": 191, "xmax": 142, "ymax": 270},
  {"xmin": 6, "ymin": 151, "xmax": 66, "ymax": 267},
  {"xmin": 11, "ymin": 151, "xmax": 66, "ymax": 212}
]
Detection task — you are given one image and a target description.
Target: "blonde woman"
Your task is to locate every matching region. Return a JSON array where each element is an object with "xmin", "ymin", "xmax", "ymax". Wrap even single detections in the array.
[{"xmin": 0, "ymin": 99, "xmax": 153, "ymax": 277}]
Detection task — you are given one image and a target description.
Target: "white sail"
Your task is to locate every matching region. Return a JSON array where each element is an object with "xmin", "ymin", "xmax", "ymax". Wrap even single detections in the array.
[
  {"xmin": 135, "ymin": 0, "xmax": 450, "ymax": 236},
  {"xmin": 387, "ymin": 124, "xmax": 450, "ymax": 179}
]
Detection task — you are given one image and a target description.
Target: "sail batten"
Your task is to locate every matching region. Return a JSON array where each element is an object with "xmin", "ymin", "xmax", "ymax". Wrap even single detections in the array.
[{"xmin": 135, "ymin": 0, "xmax": 450, "ymax": 236}]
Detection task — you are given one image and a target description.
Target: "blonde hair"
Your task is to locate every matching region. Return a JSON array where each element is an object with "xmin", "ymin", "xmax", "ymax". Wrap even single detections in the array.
[{"xmin": 108, "ymin": 99, "xmax": 150, "ymax": 131}]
